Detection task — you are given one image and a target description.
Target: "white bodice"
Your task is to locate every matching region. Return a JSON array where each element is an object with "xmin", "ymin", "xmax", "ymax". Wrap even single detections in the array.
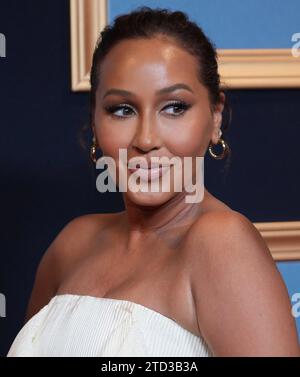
[{"xmin": 7, "ymin": 294, "xmax": 213, "ymax": 357}]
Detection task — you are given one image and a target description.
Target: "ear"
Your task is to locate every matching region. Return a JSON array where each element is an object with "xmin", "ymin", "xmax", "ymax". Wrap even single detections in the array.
[
  {"xmin": 90, "ymin": 106, "xmax": 96, "ymax": 140},
  {"xmin": 91, "ymin": 125, "xmax": 97, "ymax": 144},
  {"xmin": 210, "ymin": 92, "xmax": 225, "ymax": 145}
]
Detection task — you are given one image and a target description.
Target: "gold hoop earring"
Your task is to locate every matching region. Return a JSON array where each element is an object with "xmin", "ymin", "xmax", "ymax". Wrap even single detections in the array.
[
  {"xmin": 90, "ymin": 135, "xmax": 98, "ymax": 163},
  {"xmin": 208, "ymin": 138, "xmax": 229, "ymax": 160}
]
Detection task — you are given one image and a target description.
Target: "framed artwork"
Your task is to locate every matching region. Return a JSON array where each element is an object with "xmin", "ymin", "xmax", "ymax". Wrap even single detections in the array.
[
  {"xmin": 70, "ymin": 0, "xmax": 300, "ymax": 90},
  {"xmin": 69, "ymin": 0, "xmax": 300, "ymax": 260}
]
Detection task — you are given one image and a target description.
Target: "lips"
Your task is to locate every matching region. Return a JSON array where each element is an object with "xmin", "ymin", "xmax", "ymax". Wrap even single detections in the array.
[
  {"xmin": 127, "ymin": 162, "xmax": 170, "ymax": 169},
  {"xmin": 128, "ymin": 165, "xmax": 171, "ymax": 181}
]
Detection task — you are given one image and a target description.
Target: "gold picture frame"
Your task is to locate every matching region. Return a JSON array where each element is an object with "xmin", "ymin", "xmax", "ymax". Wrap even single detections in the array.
[
  {"xmin": 70, "ymin": 0, "xmax": 300, "ymax": 260},
  {"xmin": 70, "ymin": 0, "xmax": 108, "ymax": 91},
  {"xmin": 70, "ymin": 0, "xmax": 300, "ymax": 91}
]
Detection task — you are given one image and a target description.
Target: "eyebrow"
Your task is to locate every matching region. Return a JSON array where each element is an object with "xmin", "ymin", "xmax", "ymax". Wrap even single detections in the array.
[{"xmin": 102, "ymin": 83, "xmax": 194, "ymax": 99}]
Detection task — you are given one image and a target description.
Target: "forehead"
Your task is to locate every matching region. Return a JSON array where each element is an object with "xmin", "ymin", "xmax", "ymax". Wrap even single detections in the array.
[{"xmin": 98, "ymin": 36, "xmax": 202, "ymax": 92}]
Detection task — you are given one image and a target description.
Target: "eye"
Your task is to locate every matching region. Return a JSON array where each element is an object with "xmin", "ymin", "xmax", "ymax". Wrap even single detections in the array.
[
  {"xmin": 161, "ymin": 101, "xmax": 191, "ymax": 117},
  {"xmin": 104, "ymin": 100, "xmax": 191, "ymax": 119},
  {"xmin": 104, "ymin": 104, "xmax": 136, "ymax": 119}
]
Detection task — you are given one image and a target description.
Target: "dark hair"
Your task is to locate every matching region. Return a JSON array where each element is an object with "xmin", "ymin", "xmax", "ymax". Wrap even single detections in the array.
[{"xmin": 83, "ymin": 6, "xmax": 231, "ymax": 166}]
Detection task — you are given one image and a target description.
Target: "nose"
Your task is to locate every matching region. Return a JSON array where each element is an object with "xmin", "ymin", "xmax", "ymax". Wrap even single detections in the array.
[{"xmin": 132, "ymin": 112, "xmax": 162, "ymax": 153}]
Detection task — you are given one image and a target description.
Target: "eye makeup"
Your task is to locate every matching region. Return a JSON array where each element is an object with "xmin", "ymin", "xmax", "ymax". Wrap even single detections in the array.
[{"xmin": 103, "ymin": 100, "xmax": 192, "ymax": 119}]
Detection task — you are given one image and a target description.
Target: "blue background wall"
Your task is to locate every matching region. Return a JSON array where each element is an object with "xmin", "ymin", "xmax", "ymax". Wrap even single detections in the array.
[
  {"xmin": 0, "ymin": 0, "xmax": 299, "ymax": 356},
  {"xmin": 109, "ymin": 0, "xmax": 300, "ymax": 48}
]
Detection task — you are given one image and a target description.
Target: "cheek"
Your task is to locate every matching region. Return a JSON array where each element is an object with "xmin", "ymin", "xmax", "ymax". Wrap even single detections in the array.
[
  {"xmin": 94, "ymin": 104, "xmax": 136, "ymax": 157},
  {"xmin": 162, "ymin": 118, "xmax": 211, "ymax": 157},
  {"xmin": 95, "ymin": 120, "xmax": 133, "ymax": 157}
]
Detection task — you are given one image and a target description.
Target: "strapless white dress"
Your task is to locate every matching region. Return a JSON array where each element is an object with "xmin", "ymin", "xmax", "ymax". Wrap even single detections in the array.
[{"xmin": 6, "ymin": 294, "xmax": 213, "ymax": 357}]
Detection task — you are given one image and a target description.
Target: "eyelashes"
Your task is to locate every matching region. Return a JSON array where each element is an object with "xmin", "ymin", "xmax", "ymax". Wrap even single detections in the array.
[
  {"xmin": 104, "ymin": 100, "xmax": 192, "ymax": 119},
  {"xmin": 162, "ymin": 101, "xmax": 191, "ymax": 116},
  {"xmin": 104, "ymin": 103, "xmax": 135, "ymax": 119}
]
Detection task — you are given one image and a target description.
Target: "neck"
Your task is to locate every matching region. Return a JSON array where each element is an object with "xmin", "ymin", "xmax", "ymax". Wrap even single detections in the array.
[{"xmin": 120, "ymin": 188, "xmax": 209, "ymax": 247}]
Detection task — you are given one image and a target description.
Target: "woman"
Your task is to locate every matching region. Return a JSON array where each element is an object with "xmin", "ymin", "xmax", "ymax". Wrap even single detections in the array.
[{"xmin": 7, "ymin": 7, "xmax": 300, "ymax": 357}]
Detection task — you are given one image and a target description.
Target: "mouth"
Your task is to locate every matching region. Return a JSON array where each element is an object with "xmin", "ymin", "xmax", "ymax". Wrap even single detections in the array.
[{"xmin": 127, "ymin": 165, "xmax": 171, "ymax": 181}]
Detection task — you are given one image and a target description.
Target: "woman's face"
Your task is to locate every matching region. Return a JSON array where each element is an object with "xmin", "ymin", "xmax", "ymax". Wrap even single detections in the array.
[{"xmin": 93, "ymin": 35, "xmax": 224, "ymax": 206}]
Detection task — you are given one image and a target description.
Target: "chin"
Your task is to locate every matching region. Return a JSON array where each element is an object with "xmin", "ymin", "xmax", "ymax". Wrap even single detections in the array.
[{"xmin": 125, "ymin": 188, "xmax": 175, "ymax": 207}]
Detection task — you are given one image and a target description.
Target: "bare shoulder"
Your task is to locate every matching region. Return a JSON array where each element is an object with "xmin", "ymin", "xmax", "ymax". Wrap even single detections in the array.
[
  {"xmin": 24, "ymin": 212, "xmax": 116, "ymax": 322},
  {"xmin": 187, "ymin": 208, "xmax": 272, "ymax": 261},
  {"xmin": 45, "ymin": 213, "xmax": 115, "ymax": 261},
  {"xmin": 186, "ymin": 209, "xmax": 300, "ymax": 356}
]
